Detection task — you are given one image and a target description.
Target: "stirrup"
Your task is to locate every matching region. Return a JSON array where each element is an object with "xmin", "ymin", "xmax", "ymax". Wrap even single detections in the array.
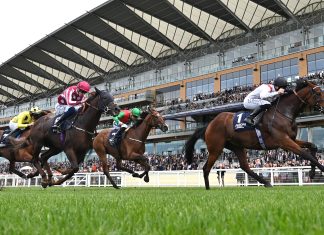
[
  {"xmin": 109, "ymin": 138, "xmax": 115, "ymax": 146},
  {"xmin": 245, "ymin": 117, "xmax": 255, "ymax": 126},
  {"xmin": 51, "ymin": 125, "xmax": 61, "ymax": 133}
]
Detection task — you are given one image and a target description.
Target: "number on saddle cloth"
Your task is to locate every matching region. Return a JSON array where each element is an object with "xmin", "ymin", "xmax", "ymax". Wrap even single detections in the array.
[{"xmin": 233, "ymin": 112, "xmax": 256, "ymax": 132}]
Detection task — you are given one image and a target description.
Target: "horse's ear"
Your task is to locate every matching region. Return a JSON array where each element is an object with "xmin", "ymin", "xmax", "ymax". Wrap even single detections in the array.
[{"xmin": 94, "ymin": 87, "xmax": 100, "ymax": 94}]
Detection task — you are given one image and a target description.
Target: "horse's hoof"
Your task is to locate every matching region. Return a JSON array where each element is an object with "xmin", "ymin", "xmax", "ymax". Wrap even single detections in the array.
[
  {"xmin": 132, "ymin": 173, "xmax": 140, "ymax": 178},
  {"xmin": 264, "ymin": 184, "xmax": 273, "ymax": 188},
  {"xmin": 309, "ymin": 171, "xmax": 315, "ymax": 179},
  {"xmin": 144, "ymin": 175, "xmax": 149, "ymax": 183},
  {"xmin": 113, "ymin": 185, "xmax": 120, "ymax": 189},
  {"xmin": 41, "ymin": 182, "xmax": 48, "ymax": 188}
]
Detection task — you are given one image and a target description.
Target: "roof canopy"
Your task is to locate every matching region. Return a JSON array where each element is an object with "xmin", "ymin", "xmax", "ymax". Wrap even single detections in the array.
[{"xmin": 0, "ymin": 0, "xmax": 322, "ymax": 105}]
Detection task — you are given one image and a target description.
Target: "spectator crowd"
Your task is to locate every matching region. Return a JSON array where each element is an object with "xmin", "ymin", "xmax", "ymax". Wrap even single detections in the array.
[{"xmin": 0, "ymin": 149, "xmax": 323, "ymax": 175}]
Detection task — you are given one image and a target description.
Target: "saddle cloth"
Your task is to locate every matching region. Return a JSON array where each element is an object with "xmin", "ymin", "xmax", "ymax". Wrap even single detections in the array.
[
  {"xmin": 233, "ymin": 111, "xmax": 255, "ymax": 132},
  {"xmin": 233, "ymin": 111, "xmax": 267, "ymax": 149}
]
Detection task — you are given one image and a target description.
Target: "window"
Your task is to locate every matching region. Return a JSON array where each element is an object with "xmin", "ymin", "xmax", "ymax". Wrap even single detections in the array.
[
  {"xmin": 186, "ymin": 78, "xmax": 214, "ymax": 100},
  {"xmin": 220, "ymin": 69, "xmax": 253, "ymax": 91},
  {"xmin": 307, "ymin": 52, "xmax": 324, "ymax": 74},
  {"xmin": 261, "ymin": 58, "xmax": 299, "ymax": 84}
]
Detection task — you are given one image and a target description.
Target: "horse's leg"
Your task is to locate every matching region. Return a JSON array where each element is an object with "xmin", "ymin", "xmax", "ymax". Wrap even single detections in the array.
[
  {"xmin": 53, "ymin": 167, "xmax": 72, "ymax": 175},
  {"xmin": 132, "ymin": 155, "xmax": 151, "ymax": 183},
  {"xmin": 40, "ymin": 149, "xmax": 61, "ymax": 186},
  {"xmin": 203, "ymin": 143, "xmax": 224, "ymax": 190},
  {"xmin": 281, "ymin": 138, "xmax": 324, "ymax": 173},
  {"xmin": 233, "ymin": 148, "xmax": 272, "ymax": 187},
  {"xmin": 115, "ymin": 159, "xmax": 139, "ymax": 177},
  {"xmin": 26, "ymin": 170, "xmax": 39, "ymax": 178},
  {"xmin": 30, "ymin": 146, "xmax": 48, "ymax": 188},
  {"xmin": 32, "ymin": 158, "xmax": 48, "ymax": 188},
  {"xmin": 295, "ymin": 139, "xmax": 317, "ymax": 179},
  {"xmin": 8, "ymin": 161, "xmax": 27, "ymax": 179},
  {"xmin": 95, "ymin": 145, "xmax": 119, "ymax": 189},
  {"xmin": 51, "ymin": 150, "xmax": 79, "ymax": 185}
]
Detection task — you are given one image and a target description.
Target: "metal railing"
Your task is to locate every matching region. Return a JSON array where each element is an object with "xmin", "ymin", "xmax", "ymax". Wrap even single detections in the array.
[{"xmin": 1, "ymin": 166, "xmax": 323, "ymax": 188}]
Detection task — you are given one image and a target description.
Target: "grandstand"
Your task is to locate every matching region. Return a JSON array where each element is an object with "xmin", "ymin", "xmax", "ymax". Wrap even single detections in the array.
[{"xmin": 0, "ymin": 0, "xmax": 323, "ymax": 162}]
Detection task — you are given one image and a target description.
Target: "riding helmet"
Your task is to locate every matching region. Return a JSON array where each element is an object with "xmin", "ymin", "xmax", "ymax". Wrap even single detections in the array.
[
  {"xmin": 30, "ymin": 106, "xmax": 41, "ymax": 114},
  {"xmin": 77, "ymin": 81, "xmax": 91, "ymax": 92},
  {"xmin": 273, "ymin": 77, "xmax": 288, "ymax": 88},
  {"xmin": 131, "ymin": 108, "xmax": 141, "ymax": 117}
]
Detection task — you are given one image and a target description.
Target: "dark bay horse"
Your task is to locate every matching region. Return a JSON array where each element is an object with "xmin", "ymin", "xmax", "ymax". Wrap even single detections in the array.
[
  {"xmin": 24, "ymin": 88, "xmax": 118, "ymax": 187},
  {"xmin": 93, "ymin": 107, "xmax": 168, "ymax": 189},
  {"xmin": 185, "ymin": 79, "xmax": 324, "ymax": 189},
  {"xmin": 0, "ymin": 110, "xmax": 52, "ymax": 178}
]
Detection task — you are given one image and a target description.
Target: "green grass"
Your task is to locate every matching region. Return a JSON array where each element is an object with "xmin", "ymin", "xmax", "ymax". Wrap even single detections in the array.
[{"xmin": 0, "ymin": 187, "xmax": 324, "ymax": 235}]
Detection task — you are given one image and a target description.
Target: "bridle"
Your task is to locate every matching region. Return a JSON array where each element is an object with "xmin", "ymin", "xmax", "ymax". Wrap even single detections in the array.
[
  {"xmin": 144, "ymin": 110, "xmax": 166, "ymax": 129},
  {"xmin": 293, "ymin": 84, "xmax": 322, "ymax": 107}
]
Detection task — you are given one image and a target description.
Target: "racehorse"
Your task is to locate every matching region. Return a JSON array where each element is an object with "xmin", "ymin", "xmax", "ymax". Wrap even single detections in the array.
[
  {"xmin": 0, "ymin": 110, "xmax": 52, "ymax": 178},
  {"xmin": 24, "ymin": 88, "xmax": 118, "ymax": 187},
  {"xmin": 93, "ymin": 107, "xmax": 168, "ymax": 189},
  {"xmin": 184, "ymin": 79, "xmax": 324, "ymax": 189}
]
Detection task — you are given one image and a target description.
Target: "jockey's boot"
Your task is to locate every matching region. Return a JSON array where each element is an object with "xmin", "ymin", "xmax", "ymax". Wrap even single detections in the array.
[
  {"xmin": 109, "ymin": 126, "xmax": 126, "ymax": 146},
  {"xmin": 245, "ymin": 107, "xmax": 262, "ymax": 126},
  {"xmin": 0, "ymin": 128, "xmax": 22, "ymax": 146},
  {"xmin": 245, "ymin": 104, "xmax": 271, "ymax": 126},
  {"xmin": 52, "ymin": 116, "xmax": 63, "ymax": 132},
  {"xmin": 52, "ymin": 107, "xmax": 75, "ymax": 132}
]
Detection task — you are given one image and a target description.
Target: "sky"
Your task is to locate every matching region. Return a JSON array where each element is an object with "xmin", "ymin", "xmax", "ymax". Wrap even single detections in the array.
[{"xmin": 0, "ymin": 0, "xmax": 108, "ymax": 64}]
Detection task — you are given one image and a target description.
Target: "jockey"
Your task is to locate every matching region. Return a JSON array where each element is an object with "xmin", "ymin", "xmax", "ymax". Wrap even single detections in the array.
[
  {"xmin": 109, "ymin": 107, "xmax": 142, "ymax": 146},
  {"xmin": 0, "ymin": 106, "xmax": 42, "ymax": 147},
  {"xmin": 52, "ymin": 81, "xmax": 91, "ymax": 132},
  {"xmin": 243, "ymin": 77, "xmax": 288, "ymax": 126}
]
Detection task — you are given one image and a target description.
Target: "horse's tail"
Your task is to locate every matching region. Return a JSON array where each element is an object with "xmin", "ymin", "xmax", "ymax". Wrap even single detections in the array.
[{"xmin": 184, "ymin": 126, "xmax": 207, "ymax": 164}]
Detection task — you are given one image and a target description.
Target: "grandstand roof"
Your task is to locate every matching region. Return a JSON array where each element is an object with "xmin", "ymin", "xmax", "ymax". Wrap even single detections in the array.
[{"xmin": 0, "ymin": 0, "xmax": 322, "ymax": 105}]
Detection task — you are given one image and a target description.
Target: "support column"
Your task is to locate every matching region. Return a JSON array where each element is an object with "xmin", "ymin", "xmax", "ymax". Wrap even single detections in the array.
[
  {"xmin": 253, "ymin": 63, "xmax": 260, "ymax": 85},
  {"xmin": 214, "ymin": 73, "xmax": 220, "ymax": 92},
  {"xmin": 298, "ymin": 52, "xmax": 308, "ymax": 77}
]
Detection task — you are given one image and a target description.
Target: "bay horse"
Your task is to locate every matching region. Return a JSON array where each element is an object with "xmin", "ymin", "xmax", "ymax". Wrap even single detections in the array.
[
  {"xmin": 93, "ymin": 107, "xmax": 168, "ymax": 189},
  {"xmin": 23, "ymin": 88, "xmax": 118, "ymax": 187},
  {"xmin": 184, "ymin": 79, "xmax": 324, "ymax": 189},
  {"xmin": 0, "ymin": 110, "xmax": 52, "ymax": 178}
]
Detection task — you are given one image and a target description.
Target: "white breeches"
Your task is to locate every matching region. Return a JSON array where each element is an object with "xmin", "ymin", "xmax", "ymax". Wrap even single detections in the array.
[
  {"xmin": 55, "ymin": 103, "xmax": 81, "ymax": 115},
  {"xmin": 243, "ymin": 98, "xmax": 271, "ymax": 110},
  {"xmin": 9, "ymin": 121, "xmax": 19, "ymax": 131}
]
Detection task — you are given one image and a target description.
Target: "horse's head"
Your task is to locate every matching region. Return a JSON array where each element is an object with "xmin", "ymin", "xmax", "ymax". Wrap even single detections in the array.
[
  {"xmin": 86, "ymin": 87, "xmax": 119, "ymax": 116},
  {"xmin": 295, "ymin": 79, "xmax": 324, "ymax": 113},
  {"xmin": 145, "ymin": 107, "xmax": 168, "ymax": 132}
]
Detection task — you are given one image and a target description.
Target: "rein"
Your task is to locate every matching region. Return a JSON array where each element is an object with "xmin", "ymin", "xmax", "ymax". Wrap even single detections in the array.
[
  {"xmin": 127, "ymin": 137, "xmax": 144, "ymax": 143},
  {"xmin": 125, "ymin": 113, "xmax": 155, "ymax": 144},
  {"xmin": 72, "ymin": 124, "xmax": 96, "ymax": 136},
  {"xmin": 293, "ymin": 90, "xmax": 307, "ymax": 104},
  {"xmin": 71, "ymin": 96, "xmax": 106, "ymax": 136},
  {"xmin": 85, "ymin": 102, "xmax": 99, "ymax": 111}
]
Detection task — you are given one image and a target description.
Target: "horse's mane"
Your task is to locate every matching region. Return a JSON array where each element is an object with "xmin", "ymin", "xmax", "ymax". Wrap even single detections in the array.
[
  {"xmin": 295, "ymin": 78, "xmax": 315, "ymax": 91},
  {"xmin": 77, "ymin": 91, "xmax": 98, "ymax": 113},
  {"xmin": 85, "ymin": 91, "xmax": 98, "ymax": 102},
  {"xmin": 33, "ymin": 109, "xmax": 52, "ymax": 120}
]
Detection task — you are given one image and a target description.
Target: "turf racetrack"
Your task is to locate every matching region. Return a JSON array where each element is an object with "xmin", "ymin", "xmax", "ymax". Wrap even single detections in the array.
[{"xmin": 0, "ymin": 186, "xmax": 323, "ymax": 235}]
